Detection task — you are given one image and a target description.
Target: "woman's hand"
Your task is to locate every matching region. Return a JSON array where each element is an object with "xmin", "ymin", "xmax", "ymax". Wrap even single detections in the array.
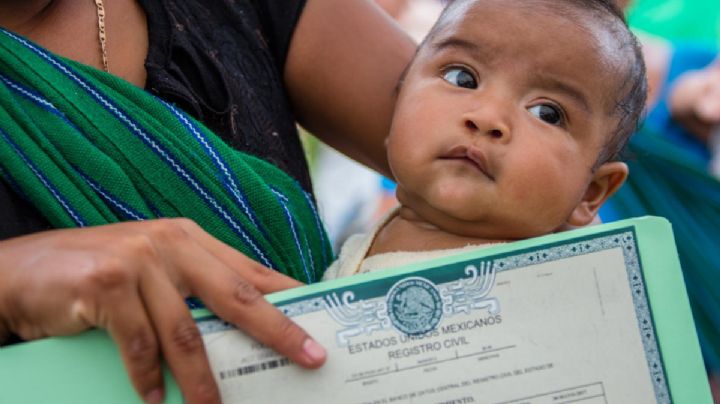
[
  {"xmin": 669, "ymin": 60, "xmax": 720, "ymax": 142},
  {"xmin": 0, "ymin": 218, "xmax": 326, "ymax": 404}
]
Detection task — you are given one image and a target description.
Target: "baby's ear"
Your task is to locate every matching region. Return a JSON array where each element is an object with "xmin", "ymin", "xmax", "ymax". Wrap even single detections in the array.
[{"xmin": 566, "ymin": 162, "xmax": 629, "ymax": 227}]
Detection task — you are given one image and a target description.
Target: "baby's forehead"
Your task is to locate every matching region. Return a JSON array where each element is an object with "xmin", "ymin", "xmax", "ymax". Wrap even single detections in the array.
[
  {"xmin": 426, "ymin": 0, "xmax": 631, "ymax": 111},
  {"xmin": 435, "ymin": 1, "xmax": 626, "ymax": 55},
  {"xmin": 435, "ymin": 0, "xmax": 627, "ymax": 61}
]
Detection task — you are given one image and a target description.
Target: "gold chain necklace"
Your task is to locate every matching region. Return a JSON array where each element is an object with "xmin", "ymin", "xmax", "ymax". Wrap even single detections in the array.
[{"xmin": 93, "ymin": 0, "xmax": 109, "ymax": 72}]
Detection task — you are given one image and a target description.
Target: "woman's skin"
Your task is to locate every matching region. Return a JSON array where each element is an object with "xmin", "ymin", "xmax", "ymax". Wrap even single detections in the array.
[
  {"xmin": 0, "ymin": 0, "xmax": 148, "ymax": 86},
  {"xmin": 0, "ymin": 1, "xmax": 415, "ymax": 403}
]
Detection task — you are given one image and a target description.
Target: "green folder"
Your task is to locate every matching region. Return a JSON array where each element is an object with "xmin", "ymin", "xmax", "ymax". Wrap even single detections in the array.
[{"xmin": 0, "ymin": 216, "xmax": 711, "ymax": 403}]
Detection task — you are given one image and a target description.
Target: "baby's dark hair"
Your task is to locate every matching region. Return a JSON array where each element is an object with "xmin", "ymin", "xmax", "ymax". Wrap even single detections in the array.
[
  {"xmin": 563, "ymin": 0, "xmax": 647, "ymax": 165},
  {"xmin": 424, "ymin": 0, "xmax": 647, "ymax": 166}
]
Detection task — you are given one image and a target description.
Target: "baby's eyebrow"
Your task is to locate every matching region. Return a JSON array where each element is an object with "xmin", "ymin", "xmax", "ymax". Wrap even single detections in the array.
[
  {"xmin": 533, "ymin": 75, "xmax": 592, "ymax": 114},
  {"xmin": 432, "ymin": 37, "xmax": 489, "ymax": 61}
]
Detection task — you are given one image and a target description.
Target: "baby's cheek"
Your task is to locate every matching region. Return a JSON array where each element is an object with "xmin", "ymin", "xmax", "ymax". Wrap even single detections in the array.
[
  {"xmin": 504, "ymin": 175, "xmax": 541, "ymax": 200},
  {"xmin": 507, "ymin": 176, "xmax": 566, "ymax": 214}
]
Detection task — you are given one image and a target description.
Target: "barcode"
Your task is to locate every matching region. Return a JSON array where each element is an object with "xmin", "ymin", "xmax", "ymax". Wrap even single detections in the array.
[{"xmin": 219, "ymin": 357, "xmax": 292, "ymax": 380}]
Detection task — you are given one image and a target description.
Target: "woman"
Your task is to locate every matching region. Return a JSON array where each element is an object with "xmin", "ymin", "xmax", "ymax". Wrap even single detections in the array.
[{"xmin": 0, "ymin": 1, "xmax": 415, "ymax": 403}]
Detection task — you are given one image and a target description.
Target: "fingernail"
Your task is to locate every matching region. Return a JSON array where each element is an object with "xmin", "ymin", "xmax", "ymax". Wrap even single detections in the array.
[
  {"xmin": 144, "ymin": 388, "xmax": 164, "ymax": 404},
  {"xmin": 302, "ymin": 338, "xmax": 326, "ymax": 363}
]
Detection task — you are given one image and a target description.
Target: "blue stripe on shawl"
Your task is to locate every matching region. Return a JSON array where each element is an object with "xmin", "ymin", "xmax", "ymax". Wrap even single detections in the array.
[
  {"xmin": 163, "ymin": 101, "xmax": 269, "ymax": 239},
  {"xmin": 75, "ymin": 170, "xmax": 147, "ymax": 221},
  {"xmin": 0, "ymin": 75, "xmax": 58, "ymax": 112},
  {"xmin": 271, "ymin": 187, "xmax": 312, "ymax": 283},
  {"xmin": 302, "ymin": 191, "xmax": 332, "ymax": 269},
  {"xmin": 0, "ymin": 127, "xmax": 86, "ymax": 226}
]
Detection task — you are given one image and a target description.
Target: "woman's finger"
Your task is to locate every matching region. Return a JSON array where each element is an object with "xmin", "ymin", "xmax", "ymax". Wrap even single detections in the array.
[
  {"xmin": 104, "ymin": 287, "xmax": 165, "ymax": 404},
  {"xmin": 138, "ymin": 256, "xmax": 221, "ymax": 404},
  {"xmin": 172, "ymin": 240, "xmax": 327, "ymax": 370}
]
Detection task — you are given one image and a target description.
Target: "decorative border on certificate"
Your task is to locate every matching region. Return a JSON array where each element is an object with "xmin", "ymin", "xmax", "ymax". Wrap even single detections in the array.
[
  {"xmin": 492, "ymin": 229, "xmax": 669, "ymax": 403},
  {"xmin": 196, "ymin": 227, "xmax": 670, "ymax": 403}
]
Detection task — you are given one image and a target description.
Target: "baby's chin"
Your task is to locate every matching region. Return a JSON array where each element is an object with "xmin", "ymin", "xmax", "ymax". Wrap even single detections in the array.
[
  {"xmin": 396, "ymin": 190, "xmax": 575, "ymax": 241},
  {"xmin": 444, "ymin": 216, "xmax": 574, "ymax": 243}
]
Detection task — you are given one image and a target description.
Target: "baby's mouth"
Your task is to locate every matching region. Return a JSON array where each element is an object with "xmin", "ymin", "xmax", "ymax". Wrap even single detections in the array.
[{"xmin": 441, "ymin": 145, "xmax": 495, "ymax": 181}]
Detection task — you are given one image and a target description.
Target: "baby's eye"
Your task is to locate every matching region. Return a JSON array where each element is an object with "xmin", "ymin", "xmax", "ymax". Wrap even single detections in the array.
[
  {"xmin": 528, "ymin": 104, "xmax": 564, "ymax": 126},
  {"xmin": 442, "ymin": 67, "xmax": 477, "ymax": 89}
]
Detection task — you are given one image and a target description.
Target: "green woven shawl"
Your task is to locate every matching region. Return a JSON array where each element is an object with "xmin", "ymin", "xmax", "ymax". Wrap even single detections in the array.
[{"xmin": 0, "ymin": 28, "xmax": 332, "ymax": 284}]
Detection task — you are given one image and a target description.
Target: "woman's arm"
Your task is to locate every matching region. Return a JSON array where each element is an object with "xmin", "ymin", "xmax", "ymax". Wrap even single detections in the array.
[{"xmin": 285, "ymin": 0, "xmax": 416, "ymax": 178}]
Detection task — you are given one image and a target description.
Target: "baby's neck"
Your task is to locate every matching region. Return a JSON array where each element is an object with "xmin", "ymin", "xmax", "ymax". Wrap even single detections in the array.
[{"xmin": 367, "ymin": 206, "xmax": 503, "ymax": 257}]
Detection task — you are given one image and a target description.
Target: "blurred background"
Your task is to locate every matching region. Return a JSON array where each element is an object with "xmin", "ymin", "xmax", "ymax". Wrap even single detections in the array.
[{"xmin": 628, "ymin": 0, "xmax": 719, "ymax": 45}]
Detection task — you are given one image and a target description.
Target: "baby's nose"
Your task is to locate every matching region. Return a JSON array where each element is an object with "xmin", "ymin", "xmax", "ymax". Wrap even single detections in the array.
[{"xmin": 464, "ymin": 117, "xmax": 510, "ymax": 141}]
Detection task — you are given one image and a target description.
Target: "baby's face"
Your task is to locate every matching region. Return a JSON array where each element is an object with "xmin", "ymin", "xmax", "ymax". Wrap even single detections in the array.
[{"xmin": 387, "ymin": 0, "xmax": 624, "ymax": 240}]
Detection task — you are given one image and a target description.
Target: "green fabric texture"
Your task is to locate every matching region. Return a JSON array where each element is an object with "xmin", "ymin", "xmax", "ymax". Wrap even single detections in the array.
[
  {"xmin": 607, "ymin": 130, "xmax": 720, "ymax": 370},
  {"xmin": 0, "ymin": 29, "xmax": 332, "ymax": 284}
]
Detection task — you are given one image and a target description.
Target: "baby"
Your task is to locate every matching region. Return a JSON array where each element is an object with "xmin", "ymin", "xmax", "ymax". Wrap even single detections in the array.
[{"xmin": 324, "ymin": 0, "xmax": 647, "ymax": 279}]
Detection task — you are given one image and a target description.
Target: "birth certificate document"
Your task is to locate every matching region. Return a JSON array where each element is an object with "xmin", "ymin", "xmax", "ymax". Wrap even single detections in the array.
[{"xmin": 195, "ymin": 218, "xmax": 708, "ymax": 404}]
